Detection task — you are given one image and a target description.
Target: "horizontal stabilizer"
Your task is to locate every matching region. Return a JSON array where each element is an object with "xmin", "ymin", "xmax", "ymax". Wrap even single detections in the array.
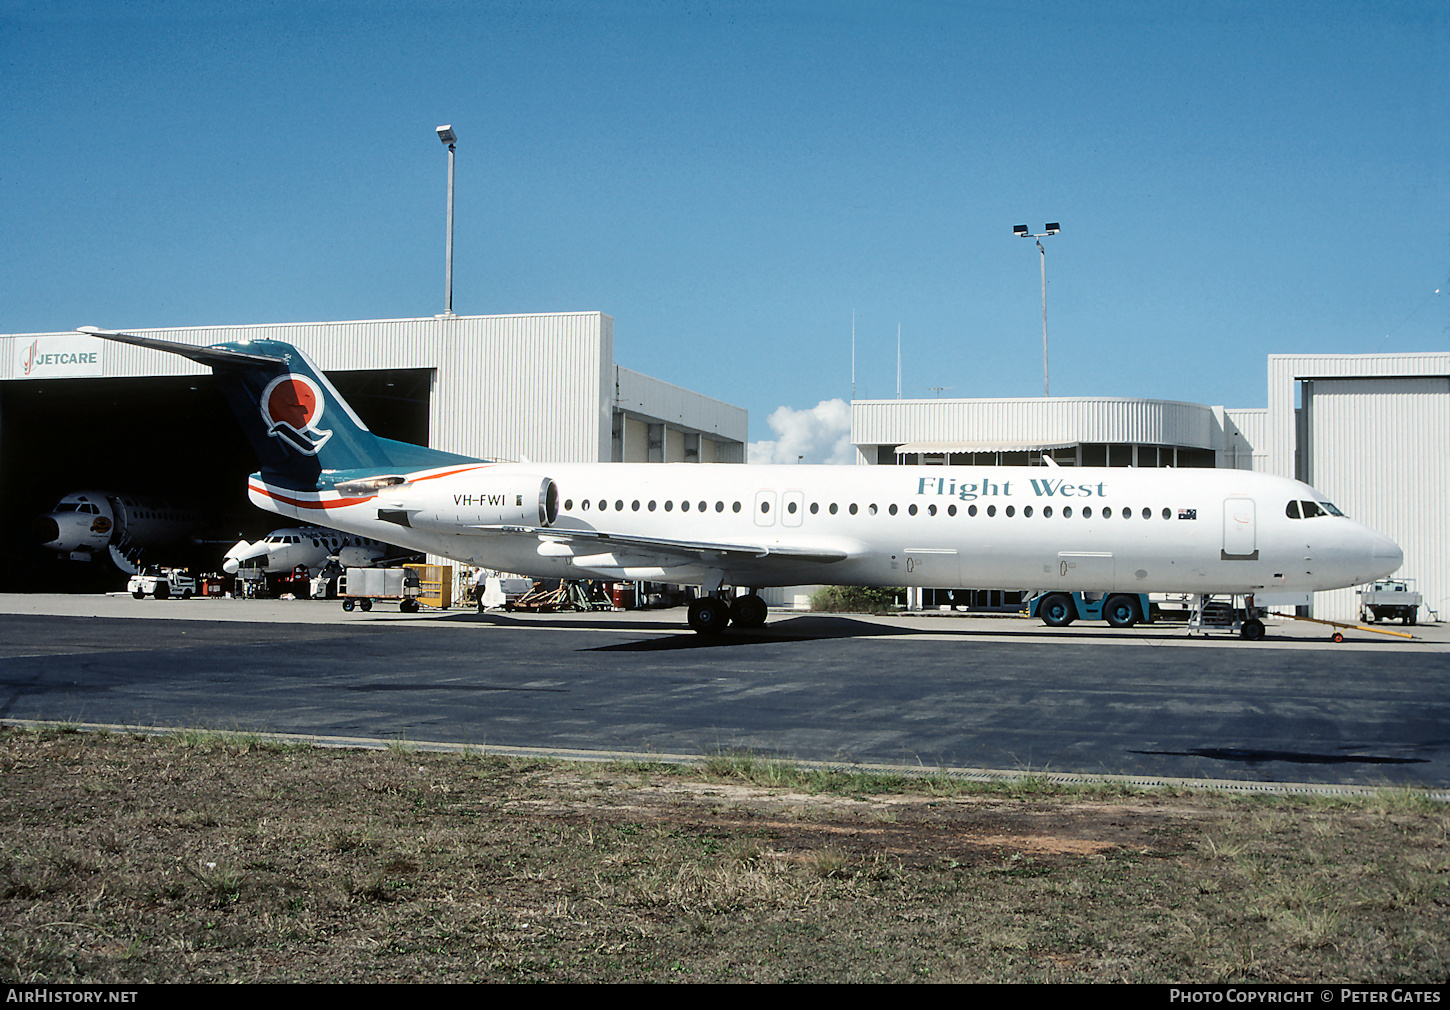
[{"xmin": 77, "ymin": 327, "xmax": 283, "ymax": 368}]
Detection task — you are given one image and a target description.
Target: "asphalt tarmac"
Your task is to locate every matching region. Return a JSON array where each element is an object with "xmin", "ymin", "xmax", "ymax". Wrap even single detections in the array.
[{"xmin": 1, "ymin": 595, "xmax": 1446, "ymax": 789}]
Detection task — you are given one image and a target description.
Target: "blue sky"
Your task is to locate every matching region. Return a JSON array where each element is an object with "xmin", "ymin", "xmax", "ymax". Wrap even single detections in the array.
[{"xmin": 2, "ymin": 1, "xmax": 1445, "ymax": 458}]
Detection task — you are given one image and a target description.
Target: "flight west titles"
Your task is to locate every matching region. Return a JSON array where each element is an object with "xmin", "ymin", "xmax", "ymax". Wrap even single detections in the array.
[{"xmin": 914, "ymin": 476, "xmax": 1106, "ymax": 501}]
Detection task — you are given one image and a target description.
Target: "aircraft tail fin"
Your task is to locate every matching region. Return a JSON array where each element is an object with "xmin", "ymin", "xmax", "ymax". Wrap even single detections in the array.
[{"xmin": 77, "ymin": 327, "xmax": 477, "ymax": 489}]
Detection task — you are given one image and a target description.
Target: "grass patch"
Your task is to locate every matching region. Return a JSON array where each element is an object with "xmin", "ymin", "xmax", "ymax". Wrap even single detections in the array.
[{"xmin": 0, "ymin": 725, "xmax": 1444, "ymax": 983}]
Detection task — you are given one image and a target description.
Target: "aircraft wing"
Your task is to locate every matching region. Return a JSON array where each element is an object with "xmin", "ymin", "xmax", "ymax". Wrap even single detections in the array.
[{"xmin": 472, "ymin": 524, "xmax": 853, "ymax": 565}]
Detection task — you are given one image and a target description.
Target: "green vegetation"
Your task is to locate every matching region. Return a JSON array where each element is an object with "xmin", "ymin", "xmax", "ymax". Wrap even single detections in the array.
[
  {"xmin": 1, "ymin": 724, "xmax": 1445, "ymax": 983},
  {"xmin": 808, "ymin": 585, "xmax": 905, "ymax": 613}
]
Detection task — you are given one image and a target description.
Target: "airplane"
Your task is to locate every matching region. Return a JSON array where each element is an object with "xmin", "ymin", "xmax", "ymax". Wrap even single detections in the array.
[
  {"xmin": 75, "ymin": 327, "xmax": 1405, "ymax": 638},
  {"xmin": 33, "ymin": 490, "xmax": 206, "ymax": 573},
  {"xmin": 221, "ymin": 526, "xmax": 393, "ymax": 575}
]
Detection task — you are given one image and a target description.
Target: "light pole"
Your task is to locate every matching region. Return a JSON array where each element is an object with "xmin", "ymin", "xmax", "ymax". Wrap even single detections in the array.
[
  {"xmin": 1013, "ymin": 222, "xmax": 1060, "ymax": 396},
  {"xmin": 436, "ymin": 125, "xmax": 457, "ymax": 315}
]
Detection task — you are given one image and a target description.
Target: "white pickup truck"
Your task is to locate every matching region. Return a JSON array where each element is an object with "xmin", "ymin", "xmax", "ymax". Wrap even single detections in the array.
[
  {"xmin": 128, "ymin": 568, "xmax": 198, "ymax": 600},
  {"xmin": 1358, "ymin": 579, "xmax": 1422, "ymax": 625}
]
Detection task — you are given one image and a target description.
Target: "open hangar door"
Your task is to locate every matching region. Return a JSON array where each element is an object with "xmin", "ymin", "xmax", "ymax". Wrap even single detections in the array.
[{"xmin": 0, "ymin": 368, "xmax": 434, "ymax": 592}]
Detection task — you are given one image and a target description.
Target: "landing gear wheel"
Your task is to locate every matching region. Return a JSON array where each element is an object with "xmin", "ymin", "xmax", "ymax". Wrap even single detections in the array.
[
  {"xmin": 154, "ymin": 584, "xmax": 170, "ymax": 600},
  {"xmin": 1039, "ymin": 593, "xmax": 1076, "ymax": 628},
  {"xmin": 1240, "ymin": 618, "xmax": 1266, "ymax": 641},
  {"xmin": 730, "ymin": 594, "xmax": 769, "ymax": 629},
  {"xmin": 359, "ymin": 598, "xmax": 373, "ymax": 612},
  {"xmin": 400, "ymin": 598, "xmax": 420, "ymax": 614},
  {"xmin": 342, "ymin": 599, "xmax": 356, "ymax": 612},
  {"xmin": 687, "ymin": 597, "xmax": 730, "ymax": 634},
  {"xmin": 1103, "ymin": 594, "xmax": 1139, "ymax": 629}
]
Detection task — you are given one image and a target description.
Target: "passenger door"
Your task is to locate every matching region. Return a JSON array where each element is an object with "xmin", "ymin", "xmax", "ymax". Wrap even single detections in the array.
[{"xmin": 1221, "ymin": 497, "xmax": 1258, "ymax": 560}]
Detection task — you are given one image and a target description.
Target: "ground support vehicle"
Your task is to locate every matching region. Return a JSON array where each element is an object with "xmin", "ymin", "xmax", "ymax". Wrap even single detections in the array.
[
  {"xmin": 477, "ymin": 575, "xmax": 534, "ymax": 611},
  {"xmin": 339, "ymin": 567, "xmax": 421, "ymax": 613},
  {"xmin": 127, "ymin": 568, "xmax": 197, "ymax": 600},
  {"xmin": 1283, "ymin": 612, "xmax": 1414, "ymax": 643},
  {"xmin": 1358, "ymin": 579, "xmax": 1422, "ymax": 625},
  {"xmin": 1027, "ymin": 591, "xmax": 1150, "ymax": 629}
]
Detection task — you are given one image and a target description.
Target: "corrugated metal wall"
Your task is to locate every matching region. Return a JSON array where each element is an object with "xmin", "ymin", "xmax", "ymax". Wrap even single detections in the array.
[
  {"xmin": 614, "ymin": 366, "xmax": 747, "ymax": 443},
  {"xmin": 852, "ymin": 397, "xmax": 1217, "ymax": 450},
  {"xmin": 4, "ymin": 314, "xmax": 746, "ymax": 466},
  {"xmin": 1222, "ymin": 408, "xmax": 1268, "ymax": 470},
  {"xmin": 1306, "ymin": 376, "xmax": 1450, "ymax": 622}
]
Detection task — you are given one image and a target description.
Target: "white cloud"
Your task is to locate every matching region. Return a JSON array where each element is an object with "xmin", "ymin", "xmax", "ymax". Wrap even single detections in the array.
[{"xmin": 747, "ymin": 398, "xmax": 856, "ymax": 465}]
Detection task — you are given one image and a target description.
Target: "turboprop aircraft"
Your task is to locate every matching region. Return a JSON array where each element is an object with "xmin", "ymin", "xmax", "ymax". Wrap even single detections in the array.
[
  {"xmin": 75, "ymin": 327, "xmax": 1404, "ymax": 637},
  {"xmin": 221, "ymin": 526, "xmax": 392, "ymax": 575}
]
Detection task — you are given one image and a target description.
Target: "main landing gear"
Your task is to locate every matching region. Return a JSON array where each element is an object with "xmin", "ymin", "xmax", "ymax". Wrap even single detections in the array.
[
  {"xmin": 687, "ymin": 592, "xmax": 769, "ymax": 634},
  {"xmin": 1187, "ymin": 593, "xmax": 1266, "ymax": 640}
]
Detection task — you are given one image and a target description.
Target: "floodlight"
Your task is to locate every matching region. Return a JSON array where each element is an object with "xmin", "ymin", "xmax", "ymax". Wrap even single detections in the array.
[
  {"xmin": 436, "ymin": 125, "xmax": 456, "ymax": 146},
  {"xmin": 1013, "ymin": 224, "xmax": 1029, "ymax": 236},
  {"xmin": 1045, "ymin": 222, "xmax": 1060, "ymax": 234}
]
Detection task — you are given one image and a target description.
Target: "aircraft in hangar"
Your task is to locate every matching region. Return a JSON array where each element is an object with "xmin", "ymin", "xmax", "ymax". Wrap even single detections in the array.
[
  {"xmin": 76, "ymin": 327, "xmax": 1404, "ymax": 637},
  {"xmin": 32, "ymin": 490, "xmax": 206, "ymax": 573}
]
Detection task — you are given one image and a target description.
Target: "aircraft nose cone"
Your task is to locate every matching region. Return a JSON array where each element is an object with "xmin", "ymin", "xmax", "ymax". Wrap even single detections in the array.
[
  {"xmin": 1372, "ymin": 534, "xmax": 1403, "ymax": 574},
  {"xmin": 31, "ymin": 516, "xmax": 60, "ymax": 546}
]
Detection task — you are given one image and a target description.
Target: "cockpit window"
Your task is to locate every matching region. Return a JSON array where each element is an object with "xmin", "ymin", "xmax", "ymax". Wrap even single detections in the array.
[
  {"xmin": 1285, "ymin": 501, "xmax": 1300, "ymax": 519},
  {"xmin": 1320, "ymin": 501, "xmax": 1345, "ymax": 517},
  {"xmin": 1300, "ymin": 501, "xmax": 1325, "ymax": 518}
]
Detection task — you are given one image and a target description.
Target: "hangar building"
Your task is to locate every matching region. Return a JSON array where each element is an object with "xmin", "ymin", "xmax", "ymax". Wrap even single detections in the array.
[
  {"xmin": 2, "ymin": 313, "xmax": 746, "ymax": 588},
  {"xmin": 852, "ymin": 352, "xmax": 1450, "ymax": 623}
]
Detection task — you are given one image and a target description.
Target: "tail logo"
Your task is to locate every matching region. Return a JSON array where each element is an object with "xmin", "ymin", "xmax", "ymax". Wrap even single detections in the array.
[{"xmin": 260, "ymin": 374, "xmax": 333, "ymax": 456}]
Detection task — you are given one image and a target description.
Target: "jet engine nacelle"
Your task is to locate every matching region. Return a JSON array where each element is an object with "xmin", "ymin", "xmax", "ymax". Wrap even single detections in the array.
[{"xmin": 377, "ymin": 476, "xmax": 559, "ymax": 531}]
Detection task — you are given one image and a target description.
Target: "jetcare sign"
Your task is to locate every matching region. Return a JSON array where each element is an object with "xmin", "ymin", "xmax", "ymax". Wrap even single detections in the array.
[{"xmin": 14, "ymin": 337, "xmax": 104, "ymax": 379}]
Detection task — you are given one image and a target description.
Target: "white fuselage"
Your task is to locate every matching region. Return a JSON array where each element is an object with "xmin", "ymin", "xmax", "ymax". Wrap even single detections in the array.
[
  {"xmin": 34, "ymin": 490, "xmax": 203, "ymax": 563},
  {"xmin": 248, "ymin": 463, "xmax": 1403, "ymax": 596},
  {"xmin": 221, "ymin": 526, "xmax": 389, "ymax": 575}
]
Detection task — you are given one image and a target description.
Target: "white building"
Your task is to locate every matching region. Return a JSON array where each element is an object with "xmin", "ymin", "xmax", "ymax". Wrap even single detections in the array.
[
  {"xmin": 851, "ymin": 353, "xmax": 1450, "ymax": 623},
  {"xmin": 4, "ymin": 312, "xmax": 745, "ymax": 464}
]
